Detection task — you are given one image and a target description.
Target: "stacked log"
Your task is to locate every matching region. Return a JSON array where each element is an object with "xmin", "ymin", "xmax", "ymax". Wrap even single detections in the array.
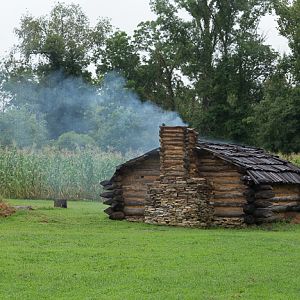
[
  {"xmin": 197, "ymin": 151, "xmax": 247, "ymax": 227},
  {"xmin": 243, "ymin": 184, "xmax": 300, "ymax": 224},
  {"xmin": 144, "ymin": 126, "xmax": 213, "ymax": 227},
  {"xmin": 159, "ymin": 126, "xmax": 198, "ymax": 179},
  {"xmin": 101, "ymin": 176, "xmax": 125, "ymax": 220},
  {"xmin": 187, "ymin": 128, "xmax": 199, "ymax": 177},
  {"xmin": 243, "ymin": 185, "xmax": 273, "ymax": 224},
  {"xmin": 101, "ymin": 154, "xmax": 160, "ymax": 222},
  {"xmin": 271, "ymin": 185, "xmax": 300, "ymax": 223},
  {"xmin": 121, "ymin": 157, "xmax": 160, "ymax": 222}
]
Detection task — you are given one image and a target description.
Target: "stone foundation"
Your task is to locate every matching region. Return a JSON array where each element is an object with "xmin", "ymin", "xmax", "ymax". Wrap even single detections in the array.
[{"xmin": 145, "ymin": 177, "xmax": 213, "ymax": 227}]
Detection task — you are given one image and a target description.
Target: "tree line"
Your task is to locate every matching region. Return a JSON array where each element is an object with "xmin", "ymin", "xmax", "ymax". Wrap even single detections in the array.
[{"xmin": 0, "ymin": 0, "xmax": 299, "ymax": 153}]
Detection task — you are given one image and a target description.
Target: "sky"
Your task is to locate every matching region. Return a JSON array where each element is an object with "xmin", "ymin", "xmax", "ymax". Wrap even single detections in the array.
[{"xmin": 0, "ymin": 0, "xmax": 290, "ymax": 57}]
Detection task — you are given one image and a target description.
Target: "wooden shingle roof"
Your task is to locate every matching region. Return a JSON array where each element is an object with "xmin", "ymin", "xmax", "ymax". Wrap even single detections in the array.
[
  {"xmin": 107, "ymin": 141, "xmax": 300, "ymax": 186},
  {"xmin": 197, "ymin": 141, "xmax": 300, "ymax": 185}
]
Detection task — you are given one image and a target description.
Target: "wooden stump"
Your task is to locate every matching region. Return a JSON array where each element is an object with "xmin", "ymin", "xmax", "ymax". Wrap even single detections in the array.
[{"xmin": 54, "ymin": 199, "xmax": 67, "ymax": 208}]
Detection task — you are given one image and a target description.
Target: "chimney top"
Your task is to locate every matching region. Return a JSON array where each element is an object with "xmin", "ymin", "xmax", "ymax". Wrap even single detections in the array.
[{"xmin": 159, "ymin": 126, "xmax": 198, "ymax": 178}]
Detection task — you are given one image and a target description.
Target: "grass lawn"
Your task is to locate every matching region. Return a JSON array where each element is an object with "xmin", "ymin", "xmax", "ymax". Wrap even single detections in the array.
[{"xmin": 1, "ymin": 200, "xmax": 300, "ymax": 300}]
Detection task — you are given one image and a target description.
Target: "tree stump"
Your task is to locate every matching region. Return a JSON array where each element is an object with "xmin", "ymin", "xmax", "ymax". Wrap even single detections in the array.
[{"xmin": 54, "ymin": 199, "xmax": 67, "ymax": 208}]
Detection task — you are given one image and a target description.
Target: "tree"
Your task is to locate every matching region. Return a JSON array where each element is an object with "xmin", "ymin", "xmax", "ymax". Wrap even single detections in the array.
[
  {"xmin": 95, "ymin": 31, "xmax": 140, "ymax": 86},
  {"xmin": 134, "ymin": 1, "xmax": 187, "ymax": 110},
  {"xmin": 55, "ymin": 131, "xmax": 96, "ymax": 150},
  {"xmin": 146, "ymin": 0, "xmax": 276, "ymax": 143},
  {"xmin": 14, "ymin": 3, "xmax": 111, "ymax": 80},
  {"xmin": 273, "ymin": 0, "xmax": 300, "ymax": 82},
  {"xmin": 0, "ymin": 106, "xmax": 48, "ymax": 148},
  {"xmin": 3, "ymin": 3, "xmax": 113, "ymax": 140},
  {"xmin": 254, "ymin": 65, "xmax": 300, "ymax": 153},
  {"xmin": 253, "ymin": 0, "xmax": 300, "ymax": 153}
]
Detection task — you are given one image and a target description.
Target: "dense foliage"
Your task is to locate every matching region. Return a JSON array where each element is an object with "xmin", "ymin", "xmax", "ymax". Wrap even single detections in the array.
[
  {"xmin": 0, "ymin": 147, "xmax": 128, "ymax": 200},
  {"xmin": 0, "ymin": 1, "xmax": 299, "ymax": 154}
]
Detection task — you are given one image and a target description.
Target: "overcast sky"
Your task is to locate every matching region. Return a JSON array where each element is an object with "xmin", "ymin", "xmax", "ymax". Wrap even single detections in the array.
[{"xmin": 0, "ymin": 0, "xmax": 289, "ymax": 57}]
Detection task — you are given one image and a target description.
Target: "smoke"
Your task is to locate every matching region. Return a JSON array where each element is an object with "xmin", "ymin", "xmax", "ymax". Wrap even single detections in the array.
[
  {"xmin": 95, "ymin": 72, "xmax": 185, "ymax": 152},
  {"xmin": 1, "ymin": 71, "xmax": 186, "ymax": 152}
]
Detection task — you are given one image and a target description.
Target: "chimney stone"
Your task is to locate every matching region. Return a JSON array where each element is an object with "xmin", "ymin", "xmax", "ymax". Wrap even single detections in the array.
[{"xmin": 145, "ymin": 126, "xmax": 213, "ymax": 228}]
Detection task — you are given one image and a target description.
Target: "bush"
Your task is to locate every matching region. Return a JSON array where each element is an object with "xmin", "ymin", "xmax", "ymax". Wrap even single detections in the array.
[
  {"xmin": 56, "ymin": 131, "xmax": 96, "ymax": 150},
  {"xmin": 0, "ymin": 107, "xmax": 48, "ymax": 148}
]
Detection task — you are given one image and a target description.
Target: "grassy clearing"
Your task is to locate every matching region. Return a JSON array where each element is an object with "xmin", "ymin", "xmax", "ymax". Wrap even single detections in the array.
[{"xmin": 1, "ymin": 200, "xmax": 300, "ymax": 299}]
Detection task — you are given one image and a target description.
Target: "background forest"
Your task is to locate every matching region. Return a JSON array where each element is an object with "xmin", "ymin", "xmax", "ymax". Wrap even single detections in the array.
[
  {"xmin": 1, "ymin": 0, "xmax": 300, "ymax": 153},
  {"xmin": 0, "ymin": 0, "xmax": 299, "ymax": 200}
]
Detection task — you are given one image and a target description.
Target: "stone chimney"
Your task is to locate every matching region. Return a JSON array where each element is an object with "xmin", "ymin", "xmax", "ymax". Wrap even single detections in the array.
[
  {"xmin": 145, "ymin": 126, "xmax": 213, "ymax": 228},
  {"xmin": 159, "ymin": 126, "xmax": 198, "ymax": 179}
]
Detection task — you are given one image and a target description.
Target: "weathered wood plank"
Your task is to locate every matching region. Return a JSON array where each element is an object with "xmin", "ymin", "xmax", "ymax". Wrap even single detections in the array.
[
  {"xmin": 253, "ymin": 208, "xmax": 274, "ymax": 218},
  {"xmin": 199, "ymin": 165, "xmax": 237, "ymax": 172},
  {"xmin": 213, "ymin": 194, "xmax": 245, "ymax": 200},
  {"xmin": 104, "ymin": 207, "xmax": 113, "ymax": 215},
  {"xmin": 211, "ymin": 201, "xmax": 245, "ymax": 207},
  {"xmin": 123, "ymin": 193, "xmax": 147, "ymax": 200},
  {"xmin": 254, "ymin": 200, "xmax": 273, "ymax": 208},
  {"xmin": 214, "ymin": 207, "xmax": 243, "ymax": 217},
  {"xmin": 255, "ymin": 190, "xmax": 275, "ymax": 199},
  {"xmin": 100, "ymin": 180, "xmax": 112, "ymax": 187},
  {"xmin": 100, "ymin": 191, "xmax": 115, "ymax": 199},
  {"xmin": 109, "ymin": 211, "xmax": 125, "ymax": 220},
  {"xmin": 214, "ymin": 211, "xmax": 245, "ymax": 218},
  {"xmin": 243, "ymin": 204, "xmax": 256, "ymax": 214},
  {"xmin": 124, "ymin": 207, "xmax": 145, "ymax": 216},
  {"xmin": 271, "ymin": 195, "xmax": 300, "ymax": 202},
  {"xmin": 272, "ymin": 185, "xmax": 300, "ymax": 194},
  {"xmin": 270, "ymin": 204, "xmax": 300, "ymax": 213},
  {"xmin": 124, "ymin": 200, "xmax": 145, "ymax": 206},
  {"xmin": 210, "ymin": 180, "xmax": 243, "ymax": 185},
  {"xmin": 200, "ymin": 171, "xmax": 242, "ymax": 177}
]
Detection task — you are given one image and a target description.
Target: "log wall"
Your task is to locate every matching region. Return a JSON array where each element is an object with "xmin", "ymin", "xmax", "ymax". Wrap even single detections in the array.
[
  {"xmin": 121, "ymin": 157, "xmax": 160, "ymax": 221},
  {"xmin": 101, "ymin": 174, "xmax": 125, "ymax": 220},
  {"xmin": 241, "ymin": 183, "xmax": 300, "ymax": 224},
  {"xmin": 197, "ymin": 150, "xmax": 248, "ymax": 227},
  {"xmin": 270, "ymin": 184, "xmax": 300, "ymax": 223}
]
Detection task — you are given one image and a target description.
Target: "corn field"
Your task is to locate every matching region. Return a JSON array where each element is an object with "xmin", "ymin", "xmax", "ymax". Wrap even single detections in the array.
[
  {"xmin": 0, "ymin": 147, "xmax": 129, "ymax": 200},
  {"xmin": 0, "ymin": 147, "xmax": 299, "ymax": 201}
]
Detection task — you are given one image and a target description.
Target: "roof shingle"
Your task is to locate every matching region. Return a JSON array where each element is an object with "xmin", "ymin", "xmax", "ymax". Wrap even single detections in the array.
[{"xmin": 197, "ymin": 141, "xmax": 300, "ymax": 184}]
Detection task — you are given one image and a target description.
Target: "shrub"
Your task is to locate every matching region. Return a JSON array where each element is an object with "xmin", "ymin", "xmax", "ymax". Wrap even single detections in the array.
[{"xmin": 56, "ymin": 132, "xmax": 96, "ymax": 150}]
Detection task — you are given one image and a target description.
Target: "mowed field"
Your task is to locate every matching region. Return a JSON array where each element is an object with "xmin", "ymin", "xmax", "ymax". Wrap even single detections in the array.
[{"xmin": 1, "ymin": 200, "xmax": 300, "ymax": 300}]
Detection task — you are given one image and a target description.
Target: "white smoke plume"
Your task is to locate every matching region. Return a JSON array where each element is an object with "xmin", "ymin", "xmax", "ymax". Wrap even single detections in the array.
[{"xmin": 1, "ymin": 71, "xmax": 186, "ymax": 152}]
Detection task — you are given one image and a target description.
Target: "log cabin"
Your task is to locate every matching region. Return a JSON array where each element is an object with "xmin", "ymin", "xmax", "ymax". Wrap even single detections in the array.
[{"xmin": 101, "ymin": 126, "xmax": 300, "ymax": 228}]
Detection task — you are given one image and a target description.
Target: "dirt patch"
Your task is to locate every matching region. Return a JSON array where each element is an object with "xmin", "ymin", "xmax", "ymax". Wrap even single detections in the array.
[{"xmin": 0, "ymin": 201, "xmax": 16, "ymax": 217}]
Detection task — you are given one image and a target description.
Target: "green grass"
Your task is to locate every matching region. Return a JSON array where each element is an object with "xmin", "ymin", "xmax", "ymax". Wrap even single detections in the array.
[{"xmin": 1, "ymin": 200, "xmax": 300, "ymax": 300}]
